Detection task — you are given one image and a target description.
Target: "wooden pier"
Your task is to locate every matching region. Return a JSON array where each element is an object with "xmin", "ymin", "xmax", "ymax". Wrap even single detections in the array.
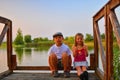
[
  {"xmin": 1, "ymin": 71, "xmax": 100, "ymax": 80},
  {"xmin": 0, "ymin": 0, "xmax": 120, "ymax": 80}
]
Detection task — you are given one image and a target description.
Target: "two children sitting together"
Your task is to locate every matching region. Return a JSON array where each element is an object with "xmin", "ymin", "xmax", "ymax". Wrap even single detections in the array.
[{"xmin": 48, "ymin": 32, "xmax": 88, "ymax": 80}]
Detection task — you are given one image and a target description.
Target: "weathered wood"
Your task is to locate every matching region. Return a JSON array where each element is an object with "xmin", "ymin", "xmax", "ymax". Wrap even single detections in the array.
[
  {"xmin": 93, "ymin": 0, "xmax": 120, "ymax": 22},
  {"xmin": 96, "ymin": 68, "xmax": 104, "ymax": 80},
  {"xmin": 5, "ymin": 18, "xmax": 13, "ymax": 72},
  {"xmin": 1, "ymin": 72, "xmax": 100, "ymax": 80},
  {"xmin": 1, "ymin": 0, "xmax": 119, "ymax": 80},
  {"xmin": 93, "ymin": 0, "xmax": 120, "ymax": 79},
  {"xmin": 93, "ymin": 21, "xmax": 106, "ymax": 72},
  {"xmin": 93, "ymin": 20, "xmax": 99, "ymax": 73},
  {"xmin": 90, "ymin": 54, "xmax": 95, "ymax": 70},
  {"xmin": 93, "ymin": 6, "xmax": 104, "ymax": 22},
  {"xmin": 0, "ymin": 16, "xmax": 11, "ymax": 24},
  {"xmin": 11, "ymin": 55, "xmax": 17, "ymax": 70},
  {"xmin": 109, "ymin": 11, "xmax": 120, "ymax": 48},
  {"xmin": 0, "ymin": 70, "xmax": 12, "ymax": 80},
  {"xmin": 106, "ymin": 6, "xmax": 114, "ymax": 80},
  {"xmin": 108, "ymin": 0, "xmax": 120, "ymax": 9},
  {"xmin": 15, "ymin": 66, "xmax": 94, "ymax": 70},
  {"xmin": 104, "ymin": 5, "xmax": 108, "ymax": 80},
  {"xmin": 0, "ymin": 16, "xmax": 13, "ymax": 72},
  {"xmin": 0, "ymin": 25, "xmax": 9, "ymax": 45}
]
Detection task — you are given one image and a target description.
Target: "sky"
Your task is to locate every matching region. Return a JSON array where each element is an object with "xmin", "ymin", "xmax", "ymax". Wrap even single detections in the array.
[{"xmin": 0, "ymin": 0, "xmax": 109, "ymax": 40}]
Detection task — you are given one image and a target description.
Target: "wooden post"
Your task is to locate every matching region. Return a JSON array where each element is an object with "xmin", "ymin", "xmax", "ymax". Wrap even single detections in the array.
[
  {"xmin": 7, "ymin": 21, "xmax": 13, "ymax": 72},
  {"xmin": 104, "ymin": 4, "xmax": 114, "ymax": 80},
  {"xmin": 93, "ymin": 20, "xmax": 98, "ymax": 72}
]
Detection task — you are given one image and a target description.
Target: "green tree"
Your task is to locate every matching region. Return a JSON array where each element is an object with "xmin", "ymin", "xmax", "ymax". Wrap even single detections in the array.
[
  {"xmin": 101, "ymin": 33, "xmax": 105, "ymax": 39},
  {"xmin": 24, "ymin": 35, "xmax": 32, "ymax": 43},
  {"xmin": 14, "ymin": 28, "xmax": 24, "ymax": 45},
  {"xmin": 33, "ymin": 38, "xmax": 39, "ymax": 43},
  {"xmin": 85, "ymin": 33, "xmax": 93, "ymax": 41},
  {"xmin": 43, "ymin": 37, "xmax": 48, "ymax": 41}
]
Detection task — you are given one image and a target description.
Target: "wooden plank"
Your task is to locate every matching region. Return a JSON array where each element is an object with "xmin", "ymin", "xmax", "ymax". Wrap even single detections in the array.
[
  {"xmin": 93, "ymin": 6, "xmax": 104, "ymax": 22},
  {"xmin": 93, "ymin": 21, "xmax": 106, "ymax": 72},
  {"xmin": 90, "ymin": 54, "xmax": 95, "ymax": 70},
  {"xmin": 15, "ymin": 66, "xmax": 94, "ymax": 70},
  {"xmin": 0, "ymin": 16, "xmax": 11, "ymax": 24},
  {"xmin": 109, "ymin": 11, "xmax": 120, "ymax": 48},
  {"xmin": 106, "ymin": 11, "xmax": 116, "ymax": 80},
  {"xmin": 0, "ymin": 70, "xmax": 12, "ymax": 80},
  {"xmin": 96, "ymin": 68, "xmax": 104, "ymax": 80},
  {"xmin": 104, "ymin": 5, "xmax": 109, "ymax": 80},
  {"xmin": 93, "ymin": 0, "xmax": 120, "ymax": 22},
  {"xmin": 7, "ymin": 21, "xmax": 13, "ymax": 71},
  {"xmin": 1, "ymin": 72, "xmax": 100, "ymax": 80},
  {"xmin": 0, "ymin": 25, "xmax": 9, "ymax": 45},
  {"xmin": 93, "ymin": 20, "xmax": 99, "ymax": 70},
  {"xmin": 109, "ymin": 0, "xmax": 120, "ymax": 9},
  {"xmin": 11, "ymin": 55, "xmax": 17, "ymax": 70}
]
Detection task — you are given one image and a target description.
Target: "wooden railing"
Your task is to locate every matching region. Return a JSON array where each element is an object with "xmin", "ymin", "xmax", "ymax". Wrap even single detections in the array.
[
  {"xmin": 0, "ymin": 16, "xmax": 95, "ymax": 73},
  {"xmin": 93, "ymin": 0, "xmax": 120, "ymax": 80},
  {"xmin": 0, "ymin": 16, "xmax": 13, "ymax": 78},
  {"xmin": 0, "ymin": 0, "xmax": 120, "ymax": 80}
]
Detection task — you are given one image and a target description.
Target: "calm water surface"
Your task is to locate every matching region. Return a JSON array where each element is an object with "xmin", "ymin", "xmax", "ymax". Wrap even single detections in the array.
[{"xmin": 0, "ymin": 47, "xmax": 103, "ymax": 73}]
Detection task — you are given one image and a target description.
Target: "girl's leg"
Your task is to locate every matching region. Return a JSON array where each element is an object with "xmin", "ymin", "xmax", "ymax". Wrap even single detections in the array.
[
  {"xmin": 81, "ymin": 66, "xmax": 87, "ymax": 72},
  {"xmin": 82, "ymin": 66, "xmax": 88, "ymax": 80},
  {"xmin": 75, "ymin": 66, "xmax": 82, "ymax": 76}
]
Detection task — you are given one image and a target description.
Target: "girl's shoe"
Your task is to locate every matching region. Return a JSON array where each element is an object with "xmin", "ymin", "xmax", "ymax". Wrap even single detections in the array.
[
  {"xmin": 79, "ymin": 73, "xmax": 84, "ymax": 80},
  {"xmin": 83, "ymin": 71, "xmax": 88, "ymax": 80}
]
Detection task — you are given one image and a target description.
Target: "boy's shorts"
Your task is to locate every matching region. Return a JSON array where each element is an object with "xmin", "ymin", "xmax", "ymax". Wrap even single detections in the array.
[{"xmin": 57, "ymin": 59, "xmax": 63, "ymax": 69}]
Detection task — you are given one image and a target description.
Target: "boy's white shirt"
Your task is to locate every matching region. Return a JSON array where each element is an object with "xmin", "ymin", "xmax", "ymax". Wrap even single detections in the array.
[{"xmin": 48, "ymin": 43, "xmax": 71, "ymax": 59}]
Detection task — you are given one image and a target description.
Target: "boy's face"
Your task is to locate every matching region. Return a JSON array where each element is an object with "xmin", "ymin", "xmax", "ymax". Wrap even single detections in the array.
[{"xmin": 53, "ymin": 36, "xmax": 63, "ymax": 46}]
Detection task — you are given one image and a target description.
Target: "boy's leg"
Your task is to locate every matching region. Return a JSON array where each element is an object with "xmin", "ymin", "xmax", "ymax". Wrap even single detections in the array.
[
  {"xmin": 62, "ymin": 52, "xmax": 72, "ymax": 77},
  {"xmin": 62, "ymin": 52, "xmax": 72, "ymax": 71},
  {"xmin": 48, "ymin": 53, "xmax": 59, "ymax": 77}
]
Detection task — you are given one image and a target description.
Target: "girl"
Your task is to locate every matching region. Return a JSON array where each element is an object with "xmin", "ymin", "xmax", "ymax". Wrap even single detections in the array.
[{"xmin": 72, "ymin": 33, "xmax": 88, "ymax": 80}]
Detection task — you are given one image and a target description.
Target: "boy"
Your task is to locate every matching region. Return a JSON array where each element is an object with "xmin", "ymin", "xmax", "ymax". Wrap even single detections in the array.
[{"xmin": 48, "ymin": 32, "xmax": 72, "ymax": 78}]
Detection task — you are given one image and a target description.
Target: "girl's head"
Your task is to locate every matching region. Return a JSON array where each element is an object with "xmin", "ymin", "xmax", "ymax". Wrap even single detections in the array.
[{"xmin": 74, "ymin": 33, "xmax": 84, "ymax": 46}]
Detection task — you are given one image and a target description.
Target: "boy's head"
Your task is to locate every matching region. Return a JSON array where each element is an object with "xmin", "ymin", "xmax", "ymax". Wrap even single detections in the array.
[
  {"xmin": 53, "ymin": 32, "xmax": 64, "ymax": 46},
  {"xmin": 53, "ymin": 32, "xmax": 63, "ymax": 38}
]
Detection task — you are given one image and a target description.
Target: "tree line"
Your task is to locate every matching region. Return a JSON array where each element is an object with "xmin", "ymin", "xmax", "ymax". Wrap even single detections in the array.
[{"xmin": 14, "ymin": 28, "xmax": 116, "ymax": 45}]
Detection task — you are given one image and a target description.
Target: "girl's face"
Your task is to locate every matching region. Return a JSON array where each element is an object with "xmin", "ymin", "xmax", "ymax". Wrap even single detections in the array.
[
  {"xmin": 76, "ymin": 35, "xmax": 83, "ymax": 45},
  {"xmin": 53, "ymin": 36, "xmax": 63, "ymax": 46}
]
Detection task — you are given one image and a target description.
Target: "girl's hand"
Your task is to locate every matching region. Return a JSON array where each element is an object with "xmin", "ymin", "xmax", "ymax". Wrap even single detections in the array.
[
  {"xmin": 83, "ymin": 45, "xmax": 88, "ymax": 57},
  {"xmin": 72, "ymin": 45, "xmax": 77, "ymax": 57}
]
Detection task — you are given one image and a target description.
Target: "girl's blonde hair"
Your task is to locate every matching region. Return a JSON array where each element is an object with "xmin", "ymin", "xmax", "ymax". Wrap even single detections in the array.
[{"xmin": 74, "ymin": 33, "xmax": 84, "ymax": 46}]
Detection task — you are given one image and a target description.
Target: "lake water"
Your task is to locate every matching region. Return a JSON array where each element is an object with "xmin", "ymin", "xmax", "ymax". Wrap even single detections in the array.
[{"xmin": 0, "ymin": 47, "xmax": 103, "ymax": 73}]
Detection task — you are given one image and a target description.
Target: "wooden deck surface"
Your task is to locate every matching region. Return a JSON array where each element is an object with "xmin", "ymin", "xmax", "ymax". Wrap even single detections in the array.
[{"xmin": 1, "ymin": 71, "xmax": 100, "ymax": 80}]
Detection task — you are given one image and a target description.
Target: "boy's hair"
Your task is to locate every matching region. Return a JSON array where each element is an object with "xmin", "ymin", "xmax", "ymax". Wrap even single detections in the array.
[{"xmin": 53, "ymin": 32, "xmax": 63, "ymax": 38}]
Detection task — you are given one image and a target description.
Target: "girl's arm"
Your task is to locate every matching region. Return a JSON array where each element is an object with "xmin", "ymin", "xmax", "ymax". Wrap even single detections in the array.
[
  {"xmin": 83, "ymin": 45, "xmax": 88, "ymax": 57},
  {"xmin": 72, "ymin": 45, "xmax": 77, "ymax": 57}
]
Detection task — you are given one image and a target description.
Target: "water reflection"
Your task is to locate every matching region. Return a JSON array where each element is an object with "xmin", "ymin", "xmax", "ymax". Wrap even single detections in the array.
[
  {"xmin": 14, "ymin": 47, "xmax": 23, "ymax": 65},
  {"xmin": 13, "ymin": 47, "xmax": 95, "ymax": 66},
  {"xmin": 24, "ymin": 48, "xmax": 32, "ymax": 60},
  {"xmin": 0, "ymin": 45, "xmax": 111, "ymax": 73},
  {"xmin": 14, "ymin": 47, "xmax": 49, "ymax": 66}
]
